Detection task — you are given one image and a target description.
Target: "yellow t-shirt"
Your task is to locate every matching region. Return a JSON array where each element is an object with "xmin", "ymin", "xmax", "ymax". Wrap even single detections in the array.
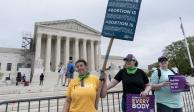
[{"xmin": 66, "ymin": 75, "xmax": 100, "ymax": 112}]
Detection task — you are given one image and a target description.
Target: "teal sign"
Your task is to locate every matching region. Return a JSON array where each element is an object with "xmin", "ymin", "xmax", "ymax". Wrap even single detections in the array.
[{"xmin": 102, "ymin": 0, "xmax": 142, "ymax": 41}]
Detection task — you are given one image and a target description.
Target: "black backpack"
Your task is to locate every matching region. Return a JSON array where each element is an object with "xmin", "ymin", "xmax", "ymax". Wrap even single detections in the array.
[{"xmin": 152, "ymin": 68, "xmax": 176, "ymax": 95}]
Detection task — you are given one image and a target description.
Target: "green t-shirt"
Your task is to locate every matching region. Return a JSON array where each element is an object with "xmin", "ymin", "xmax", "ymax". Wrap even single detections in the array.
[{"xmin": 150, "ymin": 68, "xmax": 183, "ymax": 108}]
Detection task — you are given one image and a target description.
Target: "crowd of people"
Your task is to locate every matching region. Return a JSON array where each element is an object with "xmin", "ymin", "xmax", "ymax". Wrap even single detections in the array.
[
  {"xmin": 62, "ymin": 54, "xmax": 187, "ymax": 112},
  {"xmin": 0, "ymin": 53, "xmax": 187, "ymax": 112},
  {"xmin": 4, "ymin": 54, "xmax": 185, "ymax": 112},
  {"xmin": 2, "ymin": 53, "xmax": 186, "ymax": 112},
  {"xmin": 16, "ymin": 72, "xmax": 27, "ymax": 86}
]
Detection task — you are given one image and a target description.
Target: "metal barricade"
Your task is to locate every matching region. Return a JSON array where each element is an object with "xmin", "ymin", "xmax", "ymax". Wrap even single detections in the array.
[{"xmin": 0, "ymin": 85, "xmax": 193, "ymax": 112}]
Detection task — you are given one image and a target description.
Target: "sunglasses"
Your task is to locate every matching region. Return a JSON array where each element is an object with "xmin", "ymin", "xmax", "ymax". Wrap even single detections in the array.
[
  {"xmin": 125, "ymin": 60, "xmax": 136, "ymax": 64},
  {"xmin": 159, "ymin": 59, "xmax": 168, "ymax": 62}
]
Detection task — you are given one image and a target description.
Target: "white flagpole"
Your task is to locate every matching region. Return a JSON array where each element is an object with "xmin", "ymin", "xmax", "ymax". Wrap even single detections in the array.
[{"xmin": 179, "ymin": 17, "xmax": 194, "ymax": 69}]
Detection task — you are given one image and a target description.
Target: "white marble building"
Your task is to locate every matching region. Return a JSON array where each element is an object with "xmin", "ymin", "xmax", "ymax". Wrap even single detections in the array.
[
  {"xmin": 0, "ymin": 48, "xmax": 27, "ymax": 80},
  {"xmin": 101, "ymin": 55, "xmax": 124, "ymax": 77},
  {"xmin": 34, "ymin": 19, "xmax": 101, "ymax": 72},
  {"xmin": 0, "ymin": 19, "xmax": 124, "ymax": 81}
]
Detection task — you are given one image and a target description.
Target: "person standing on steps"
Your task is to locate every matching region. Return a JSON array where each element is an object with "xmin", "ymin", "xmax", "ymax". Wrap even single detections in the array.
[
  {"xmin": 39, "ymin": 73, "xmax": 44, "ymax": 86},
  {"xmin": 66, "ymin": 60, "xmax": 75, "ymax": 87},
  {"xmin": 57, "ymin": 62, "xmax": 66, "ymax": 86}
]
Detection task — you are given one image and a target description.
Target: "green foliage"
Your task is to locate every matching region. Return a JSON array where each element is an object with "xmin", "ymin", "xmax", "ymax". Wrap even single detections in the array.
[
  {"xmin": 163, "ymin": 36, "xmax": 194, "ymax": 75},
  {"xmin": 147, "ymin": 62, "xmax": 159, "ymax": 77},
  {"xmin": 148, "ymin": 62, "xmax": 159, "ymax": 70}
]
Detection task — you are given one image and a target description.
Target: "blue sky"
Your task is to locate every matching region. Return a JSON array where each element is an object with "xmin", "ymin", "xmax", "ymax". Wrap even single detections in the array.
[{"xmin": 0, "ymin": 0, "xmax": 194, "ymax": 69}]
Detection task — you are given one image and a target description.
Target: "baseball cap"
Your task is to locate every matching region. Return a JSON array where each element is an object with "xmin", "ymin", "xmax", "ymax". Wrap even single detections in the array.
[
  {"xmin": 123, "ymin": 54, "xmax": 136, "ymax": 61},
  {"xmin": 158, "ymin": 56, "xmax": 168, "ymax": 62}
]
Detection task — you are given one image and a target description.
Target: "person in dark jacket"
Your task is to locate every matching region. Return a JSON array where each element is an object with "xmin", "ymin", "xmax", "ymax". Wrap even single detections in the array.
[
  {"xmin": 16, "ymin": 72, "xmax": 22, "ymax": 86},
  {"xmin": 40, "ymin": 73, "xmax": 44, "ymax": 86}
]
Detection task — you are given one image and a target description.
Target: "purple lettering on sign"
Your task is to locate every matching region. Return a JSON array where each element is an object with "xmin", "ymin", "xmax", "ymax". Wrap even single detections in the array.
[{"xmin": 126, "ymin": 94, "xmax": 155, "ymax": 112}]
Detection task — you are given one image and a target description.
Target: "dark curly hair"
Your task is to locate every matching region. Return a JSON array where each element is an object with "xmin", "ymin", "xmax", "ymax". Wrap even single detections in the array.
[{"xmin": 75, "ymin": 59, "xmax": 88, "ymax": 66}]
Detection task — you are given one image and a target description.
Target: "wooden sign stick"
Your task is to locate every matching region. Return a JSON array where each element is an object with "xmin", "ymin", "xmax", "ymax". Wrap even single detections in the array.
[{"xmin": 95, "ymin": 37, "xmax": 114, "ymax": 109}]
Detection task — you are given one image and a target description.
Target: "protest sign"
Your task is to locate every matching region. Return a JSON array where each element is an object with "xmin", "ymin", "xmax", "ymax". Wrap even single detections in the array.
[
  {"xmin": 168, "ymin": 75, "xmax": 190, "ymax": 93},
  {"xmin": 126, "ymin": 94, "xmax": 155, "ymax": 112},
  {"xmin": 96, "ymin": 0, "xmax": 143, "ymax": 109},
  {"xmin": 102, "ymin": 0, "xmax": 142, "ymax": 41}
]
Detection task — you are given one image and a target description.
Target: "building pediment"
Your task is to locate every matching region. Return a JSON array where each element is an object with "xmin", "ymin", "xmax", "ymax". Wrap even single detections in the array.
[{"xmin": 35, "ymin": 19, "xmax": 101, "ymax": 35}]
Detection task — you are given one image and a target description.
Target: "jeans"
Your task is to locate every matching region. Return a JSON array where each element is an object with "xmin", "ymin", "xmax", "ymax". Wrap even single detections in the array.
[
  {"xmin": 122, "ymin": 97, "xmax": 126, "ymax": 112},
  {"xmin": 157, "ymin": 103, "xmax": 183, "ymax": 112}
]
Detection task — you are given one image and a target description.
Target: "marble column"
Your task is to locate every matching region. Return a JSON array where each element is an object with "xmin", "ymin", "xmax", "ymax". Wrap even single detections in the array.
[
  {"xmin": 75, "ymin": 38, "xmax": 79, "ymax": 61},
  {"xmin": 98, "ymin": 41, "xmax": 101, "ymax": 70},
  {"xmin": 55, "ymin": 36, "xmax": 61, "ymax": 72},
  {"xmin": 90, "ymin": 40, "xmax": 95, "ymax": 70},
  {"xmin": 35, "ymin": 33, "xmax": 42, "ymax": 61},
  {"xmin": 83, "ymin": 39, "xmax": 87, "ymax": 61},
  {"xmin": 94, "ymin": 41, "xmax": 99, "ymax": 70},
  {"xmin": 45, "ymin": 35, "xmax": 52, "ymax": 72},
  {"xmin": 65, "ymin": 37, "xmax": 70, "ymax": 65}
]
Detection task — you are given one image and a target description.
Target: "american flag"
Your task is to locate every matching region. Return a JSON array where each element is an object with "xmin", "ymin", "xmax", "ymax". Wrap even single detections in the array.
[{"xmin": 179, "ymin": 17, "xmax": 185, "ymax": 36}]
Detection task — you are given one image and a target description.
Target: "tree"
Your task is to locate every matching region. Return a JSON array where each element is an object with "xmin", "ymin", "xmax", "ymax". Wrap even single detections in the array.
[
  {"xmin": 147, "ymin": 62, "xmax": 159, "ymax": 77},
  {"xmin": 163, "ymin": 36, "xmax": 194, "ymax": 75}
]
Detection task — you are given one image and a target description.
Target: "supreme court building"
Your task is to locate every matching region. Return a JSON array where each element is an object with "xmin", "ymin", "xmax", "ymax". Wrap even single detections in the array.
[
  {"xmin": 0, "ymin": 19, "xmax": 124, "ymax": 81},
  {"xmin": 33, "ymin": 19, "xmax": 101, "ymax": 72}
]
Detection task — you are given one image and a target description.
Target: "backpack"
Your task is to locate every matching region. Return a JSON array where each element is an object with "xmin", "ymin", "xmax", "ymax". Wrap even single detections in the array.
[
  {"xmin": 152, "ymin": 68, "xmax": 176, "ymax": 95},
  {"xmin": 58, "ymin": 68, "xmax": 61, "ymax": 73},
  {"xmin": 68, "ymin": 64, "xmax": 74, "ymax": 73}
]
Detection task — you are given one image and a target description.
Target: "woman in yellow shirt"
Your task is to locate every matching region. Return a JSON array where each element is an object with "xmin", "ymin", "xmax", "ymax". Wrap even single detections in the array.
[{"xmin": 63, "ymin": 59, "xmax": 107, "ymax": 112}]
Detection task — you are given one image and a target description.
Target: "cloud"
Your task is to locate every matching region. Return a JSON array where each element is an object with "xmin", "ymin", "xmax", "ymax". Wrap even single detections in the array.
[{"xmin": 0, "ymin": 0, "xmax": 193, "ymax": 69}]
